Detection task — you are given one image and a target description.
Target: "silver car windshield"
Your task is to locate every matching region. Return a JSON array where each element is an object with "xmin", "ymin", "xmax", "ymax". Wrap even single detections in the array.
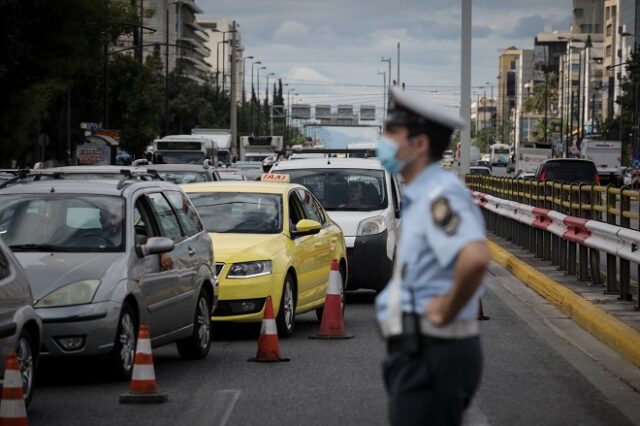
[
  {"xmin": 157, "ymin": 171, "xmax": 208, "ymax": 184},
  {"xmin": 189, "ymin": 192, "xmax": 282, "ymax": 234},
  {"xmin": 283, "ymin": 168, "xmax": 387, "ymax": 211},
  {"xmin": 0, "ymin": 194, "xmax": 126, "ymax": 252}
]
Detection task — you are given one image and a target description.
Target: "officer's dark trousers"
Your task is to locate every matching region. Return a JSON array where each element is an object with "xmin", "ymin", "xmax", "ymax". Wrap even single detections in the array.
[{"xmin": 383, "ymin": 336, "xmax": 482, "ymax": 426}]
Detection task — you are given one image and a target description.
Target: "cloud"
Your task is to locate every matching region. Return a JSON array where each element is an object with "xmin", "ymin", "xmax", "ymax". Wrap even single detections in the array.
[{"xmin": 504, "ymin": 14, "xmax": 571, "ymax": 39}]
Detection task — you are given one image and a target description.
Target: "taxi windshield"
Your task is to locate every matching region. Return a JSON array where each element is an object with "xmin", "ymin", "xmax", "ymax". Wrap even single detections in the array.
[
  {"xmin": 188, "ymin": 192, "xmax": 282, "ymax": 234},
  {"xmin": 0, "ymin": 194, "xmax": 125, "ymax": 252},
  {"xmin": 282, "ymin": 169, "xmax": 387, "ymax": 211}
]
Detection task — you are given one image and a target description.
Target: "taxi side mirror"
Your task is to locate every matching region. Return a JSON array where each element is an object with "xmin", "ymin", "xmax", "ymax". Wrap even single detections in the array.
[{"xmin": 291, "ymin": 219, "xmax": 321, "ymax": 238}]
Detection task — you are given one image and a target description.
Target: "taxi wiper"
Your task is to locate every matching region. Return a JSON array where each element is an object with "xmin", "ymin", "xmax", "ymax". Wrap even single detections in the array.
[{"xmin": 9, "ymin": 244, "xmax": 75, "ymax": 252}]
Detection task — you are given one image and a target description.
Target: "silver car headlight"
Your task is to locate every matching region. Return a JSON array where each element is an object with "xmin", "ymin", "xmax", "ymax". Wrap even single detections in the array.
[
  {"xmin": 35, "ymin": 280, "xmax": 101, "ymax": 308},
  {"xmin": 357, "ymin": 215, "xmax": 387, "ymax": 236},
  {"xmin": 227, "ymin": 261, "xmax": 272, "ymax": 279}
]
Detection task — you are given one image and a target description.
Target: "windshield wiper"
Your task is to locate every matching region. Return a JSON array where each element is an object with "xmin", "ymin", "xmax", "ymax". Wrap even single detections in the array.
[{"xmin": 9, "ymin": 244, "xmax": 75, "ymax": 252}]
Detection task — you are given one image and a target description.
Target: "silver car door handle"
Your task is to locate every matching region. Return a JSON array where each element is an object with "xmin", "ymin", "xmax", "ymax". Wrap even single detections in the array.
[{"xmin": 188, "ymin": 247, "xmax": 196, "ymax": 256}]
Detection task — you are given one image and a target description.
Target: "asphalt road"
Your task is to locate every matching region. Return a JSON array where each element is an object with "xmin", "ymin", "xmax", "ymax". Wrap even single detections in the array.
[{"xmin": 27, "ymin": 264, "xmax": 640, "ymax": 426}]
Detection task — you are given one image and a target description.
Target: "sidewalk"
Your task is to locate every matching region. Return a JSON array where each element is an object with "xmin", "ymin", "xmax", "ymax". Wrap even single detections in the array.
[{"xmin": 490, "ymin": 234, "xmax": 640, "ymax": 369}]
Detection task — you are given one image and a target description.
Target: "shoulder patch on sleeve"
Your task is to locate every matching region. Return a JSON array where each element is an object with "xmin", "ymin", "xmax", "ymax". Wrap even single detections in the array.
[{"xmin": 431, "ymin": 196, "xmax": 460, "ymax": 235}]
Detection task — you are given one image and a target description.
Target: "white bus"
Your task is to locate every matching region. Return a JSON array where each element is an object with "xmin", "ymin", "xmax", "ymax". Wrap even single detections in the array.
[{"xmin": 490, "ymin": 143, "xmax": 512, "ymax": 166}]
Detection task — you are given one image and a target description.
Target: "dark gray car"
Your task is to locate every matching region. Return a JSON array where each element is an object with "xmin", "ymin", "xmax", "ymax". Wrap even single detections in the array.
[
  {"xmin": 0, "ymin": 175, "xmax": 217, "ymax": 378},
  {"xmin": 0, "ymin": 238, "xmax": 41, "ymax": 405}
]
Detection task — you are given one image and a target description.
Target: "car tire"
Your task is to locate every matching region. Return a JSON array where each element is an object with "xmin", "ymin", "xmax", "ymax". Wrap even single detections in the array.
[
  {"xmin": 276, "ymin": 274, "xmax": 296, "ymax": 338},
  {"xmin": 315, "ymin": 263, "xmax": 347, "ymax": 322},
  {"xmin": 177, "ymin": 289, "xmax": 212, "ymax": 360},
  {"xmin": 111, "ymin": 303, "xmax": 137, "ymax": 380},
  {"xmin": 16, "ymin": 328, "xmax": 36, "ymax": 407}
]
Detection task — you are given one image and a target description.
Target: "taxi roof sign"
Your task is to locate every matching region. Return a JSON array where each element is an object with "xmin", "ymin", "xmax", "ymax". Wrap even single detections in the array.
[{"xmin": 261, "ymin": 173, "xmax": 290, "ymax": 183}]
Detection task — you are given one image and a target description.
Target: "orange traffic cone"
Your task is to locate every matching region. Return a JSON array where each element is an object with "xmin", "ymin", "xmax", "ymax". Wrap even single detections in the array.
[
  {"xmin": 119, "ymin": 325, "xmax": 168, "ymax": 404},
  {"xmin": 310, "ymin": 259, "xmax": 354, "ymax": 340},
  {"xmin": 0, "ymin": 353, "xmax": 28, "ymax": 426},
  {"xmin": 248, "ymin": 297, "xmax": 290, "ymax": 362}
]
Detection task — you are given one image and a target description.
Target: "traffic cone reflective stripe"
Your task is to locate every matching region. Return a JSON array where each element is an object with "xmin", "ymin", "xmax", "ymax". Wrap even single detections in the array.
[
  {"xmin": 248, "ymin": 297, "xmax": 289, "ymax": 362},
  {"xmin": 310, "ymin": 259, "xmax": 354, "ymax": 340},
  {"xmin": 0, "ymin": 352, "xmax": 28, "ymax": 426},
  {"xmin": 119, "ymin": 325, "xmax": 168, "ymax": 404}
]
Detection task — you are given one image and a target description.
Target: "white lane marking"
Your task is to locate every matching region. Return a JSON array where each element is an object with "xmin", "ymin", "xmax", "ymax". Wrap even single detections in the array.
[{"xmin": 216, "ymin": 389, "xmax": 241, "ymax": 426}]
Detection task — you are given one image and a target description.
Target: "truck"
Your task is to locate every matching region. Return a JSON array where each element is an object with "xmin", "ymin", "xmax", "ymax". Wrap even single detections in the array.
[
  {"xmin": 515, "ymin": 147, "xmax": 551, "ymax": 174},
  {"xmin": 191, "ymin": 128, "xmax": 234, "ymax": 165},
  {"xmin": 580, "ymin": 139, "xmax": 621, "ymax": 182},
  {"xmin": 240, "ymin": 136, "xmax": 283, "ymax": 162},
  {"xmin": 152, "ymin": 135, "xmax": 217, "ymax": 164}
]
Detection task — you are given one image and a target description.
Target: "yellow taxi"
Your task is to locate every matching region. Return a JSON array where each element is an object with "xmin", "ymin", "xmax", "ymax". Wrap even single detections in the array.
[{"xmin": 182, "ymin": 174, "xmax": 347, "ymax": 337}]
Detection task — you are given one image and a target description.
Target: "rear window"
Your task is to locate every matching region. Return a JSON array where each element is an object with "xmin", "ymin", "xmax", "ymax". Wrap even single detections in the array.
[{"xmin": 543, "ymin": 161, "xmax": 597, "ymax": 183}]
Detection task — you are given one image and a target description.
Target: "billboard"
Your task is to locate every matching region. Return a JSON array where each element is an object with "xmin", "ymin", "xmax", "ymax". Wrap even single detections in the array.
[
  {"xmin": 76, "ymin": 144, "xmax": 111, "ymax": 165},
  {"xmin": 360, "ymin": 105, "xmax": 376, "ymax": 121},
  {"xmin": 337, "ymin": 105, "xmax": 354, "ymax": 117},
  {"xmin": 291, "ymin": 104, "xmax": 311, "ymax": 119},
  {"xmin": 315, "ymin": 105, "xmax": 332, "ymax": 120}
]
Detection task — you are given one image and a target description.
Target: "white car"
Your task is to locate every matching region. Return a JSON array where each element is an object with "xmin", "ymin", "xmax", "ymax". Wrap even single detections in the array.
[{"xmin": 271, "ymin": 158, "xmax": 401, "ymax": 291}]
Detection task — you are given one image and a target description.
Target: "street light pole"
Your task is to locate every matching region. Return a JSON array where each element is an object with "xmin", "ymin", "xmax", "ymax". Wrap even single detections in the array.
[
  {"xmin": 250, "ymin": 60, "xmax": 261, "ymax": 135},
  {"xmin": 164, "ymin": 7, "xmax": 169, "ymax": 135},
  {"xmin": 266, "ymin": 72, "xmax": 275, "ymax": 136},
  {"xmin": 460, "ymin": 0, "xmax": 472, "ymax": 174},
  {"xmin": 242, "ymin": 55, "xmax": 253, "ymax": 103},
  {"xmin": 381, "ymin": 56, "xmax": 392, "ymax": 94},
  {"xmin": 378, "ymin": 71, "xmax": 387, "ymax": 122},
  {"xmin": 229, "ymin": 21, "xmax": 239, "ymax": 161},
  {"xmin": 257, "ymin": 66, "xmax": 266, "ymax": 134}
]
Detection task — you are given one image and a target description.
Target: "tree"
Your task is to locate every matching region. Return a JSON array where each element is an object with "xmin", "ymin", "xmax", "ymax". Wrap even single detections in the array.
[{"xmin": 523, "ymin": 72, "xmax": 558, "ymax": 115}]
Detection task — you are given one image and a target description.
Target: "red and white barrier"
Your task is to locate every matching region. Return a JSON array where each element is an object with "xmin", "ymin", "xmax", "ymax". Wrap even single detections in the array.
[{"xmin": 471, "ymin": 191, "xmax": 639, "ymax": 261}]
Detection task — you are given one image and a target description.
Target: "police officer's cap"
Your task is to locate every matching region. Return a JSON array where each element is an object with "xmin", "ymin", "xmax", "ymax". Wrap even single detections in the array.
[{"xmin": 385, "ymin": 87, "xmax": 464, "ymax": 133}]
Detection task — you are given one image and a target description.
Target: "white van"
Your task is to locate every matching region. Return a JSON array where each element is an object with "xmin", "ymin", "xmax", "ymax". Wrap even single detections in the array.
[{"xmin": 271, "ymin": 158, "xmax": 401, "ymax": 291}]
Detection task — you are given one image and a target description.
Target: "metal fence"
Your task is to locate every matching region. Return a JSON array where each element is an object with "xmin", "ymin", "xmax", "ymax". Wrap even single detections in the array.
[{"xmin": 466, "ymin": 175, "xmax": 640, "ymax": 306}]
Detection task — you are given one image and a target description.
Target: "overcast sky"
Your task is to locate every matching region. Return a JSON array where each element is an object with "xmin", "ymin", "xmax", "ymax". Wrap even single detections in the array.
[{"xmin": 199, "ymin": 0, "xmax": 571, "ymax": 115}]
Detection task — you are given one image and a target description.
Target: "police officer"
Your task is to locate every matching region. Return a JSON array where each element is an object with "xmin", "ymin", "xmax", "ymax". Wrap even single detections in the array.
[{"xmin": 376, "ymin": 87, "xmax": 490, "ymax": 426}]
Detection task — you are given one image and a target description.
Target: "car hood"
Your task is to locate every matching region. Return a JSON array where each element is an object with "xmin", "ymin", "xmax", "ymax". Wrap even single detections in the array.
[
  {"xmin": 211, "ymin": 233, "xmax": 285, "ymax": 263},
  {"xmin": 14, "ymin": 252, "xmax": 122, "ymax": 300},
  {"xmin": 326, "ymin": 210, "xmax": 385, "ymax": 237}
]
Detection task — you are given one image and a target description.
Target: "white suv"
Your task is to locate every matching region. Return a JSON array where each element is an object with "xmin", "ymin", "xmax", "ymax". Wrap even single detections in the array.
[{"xmin": 271, "ymin": 158, "xmax": 401, "ymax": 291}]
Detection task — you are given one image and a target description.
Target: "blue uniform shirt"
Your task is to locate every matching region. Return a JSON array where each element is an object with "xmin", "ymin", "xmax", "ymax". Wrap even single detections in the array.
[{"xmin": 376, "ymin": 163, "xmax": 486, "ymax": 326}]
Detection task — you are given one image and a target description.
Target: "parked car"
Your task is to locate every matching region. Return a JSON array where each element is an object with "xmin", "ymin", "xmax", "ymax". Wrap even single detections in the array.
[
  {"xmin": 0, "ymin": 172, "xmax": 217, "ymax": 378},
  {"xmin": 469, "ymin": 166, "xmax": 491, "ymax": 176},
  {"xmin": 0, "ymin": 239, "xmax": 42, "ymax": 406},
  {"xmin": 534, "ymin": 159, "xmax": 599, "ymax": 184},
  {"xmin": 271, "ymin": 158, "xmax": 401, "ymax": 291},
  {"xmin": 182, "ymin": 178, "xmax": 347, "ymax": 337}
]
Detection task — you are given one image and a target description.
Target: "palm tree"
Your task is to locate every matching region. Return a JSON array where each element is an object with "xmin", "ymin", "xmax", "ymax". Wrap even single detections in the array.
[{"xmin": 523, "ymin": 71, "xmax": 558, "ymax": 115}]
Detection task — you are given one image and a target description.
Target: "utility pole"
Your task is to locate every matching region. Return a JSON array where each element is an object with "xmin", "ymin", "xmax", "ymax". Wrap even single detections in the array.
[
  {"xmin": 397, "ymin": 43, "xmax": 401, "ymax": 86},
  {"xmin": 460, "ymin": 0, "xmax": 472, "ymax": 174},
  {"xmin": 381, "ymin": 56, "xmax": 392, "ymax": 93},
  {"xmin": 230, "ymin": 21, "xmax": 239, "ymax": 160},
  {"xmin": 164, "ymin": 8, "xmax": 169, "ymax": 136}
]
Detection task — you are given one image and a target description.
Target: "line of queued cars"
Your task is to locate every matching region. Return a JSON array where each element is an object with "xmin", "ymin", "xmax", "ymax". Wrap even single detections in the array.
[{"xmin": 2, "ymin": 155, "xmax": 401, "ymax": 405}]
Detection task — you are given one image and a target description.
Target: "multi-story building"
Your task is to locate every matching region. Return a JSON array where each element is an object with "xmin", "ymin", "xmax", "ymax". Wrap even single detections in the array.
[
  {"xmin": 514, "ymin": 49, "xmax": 535, "ymax": 147},
  {"xmin": 602, "ymin": 0, "xmax": 637, "ymax": 119},
  {"xmin": 471, "ymin": 98, "xmax": 497, "ymax": 133},
  {"xmin": 572, "ymin": 0, "xmax": 605, "ymax": 33},
  {"xmin": 115, "ymin": 0, "xmax": 210, "ymax": 83},
  {"xmin": 198, "ymin": 18, "xmax": 245, "ymax": 100},
  {"xmin": 497, "ymin": 47, "xmax": 521, "ymax": 143}
]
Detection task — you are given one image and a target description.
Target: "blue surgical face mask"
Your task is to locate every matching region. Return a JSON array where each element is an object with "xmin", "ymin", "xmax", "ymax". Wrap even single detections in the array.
[{"xmin": 377, "ymin": 136, "xmax": 416, "ymax": 174}]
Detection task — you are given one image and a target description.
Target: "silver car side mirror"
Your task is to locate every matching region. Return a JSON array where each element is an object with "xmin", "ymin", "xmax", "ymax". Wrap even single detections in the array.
[{"xmin": 136, "ymin": 237, "xmax": 174, "ymax": 257}]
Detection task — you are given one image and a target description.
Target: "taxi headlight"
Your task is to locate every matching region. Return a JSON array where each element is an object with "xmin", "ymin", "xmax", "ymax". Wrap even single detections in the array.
[
  {"xmin": 357, "ymin": 215, "xmax": 387, "ymax": 236},
  {"xmin": 227, "ymin": 261, "xmax": 272, "ymax": 279},
  {"xmin": 35, "ymin": 280, "xmax": 101, "ymax": 308}
]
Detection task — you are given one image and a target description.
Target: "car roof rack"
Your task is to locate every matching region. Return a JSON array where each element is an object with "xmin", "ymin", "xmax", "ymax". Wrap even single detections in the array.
[
  {"xmin": 0, "ymin": 169, "xmax": 36, "ymax": 189},
  {"xmin": 117, "ymin": 169, "xmax": 163, "ymax": 189}
]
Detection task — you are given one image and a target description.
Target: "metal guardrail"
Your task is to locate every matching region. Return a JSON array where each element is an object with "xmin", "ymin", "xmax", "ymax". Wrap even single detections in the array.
[{"xmin": 466, "ymin": 175, "xmax": 640, "ymax": 306}]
